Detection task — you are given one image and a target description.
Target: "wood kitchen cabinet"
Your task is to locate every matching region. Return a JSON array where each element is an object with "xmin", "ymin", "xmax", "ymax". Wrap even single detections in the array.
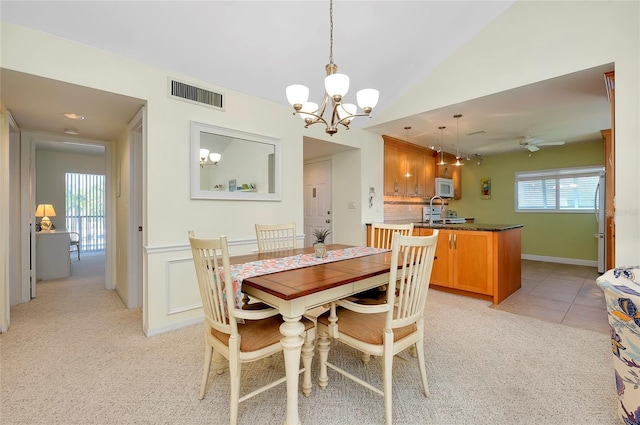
[
  {"xmin": 419, "ymin": 152, "xmax": 436, "ymax": 198},
  {"xmin": 419, "ymin": 226, "xmax": 521, "ymax": 304},
  {"xmin": 383, "ymin": 135, "xmax": 436, "ymax": 197},
  {"xmin": 425, "ymin": 229, "xmax": 492, "ymax": 295},
  {"xmin": 383, "ymin": 141, "xmax": 402, "ymax": 195}
]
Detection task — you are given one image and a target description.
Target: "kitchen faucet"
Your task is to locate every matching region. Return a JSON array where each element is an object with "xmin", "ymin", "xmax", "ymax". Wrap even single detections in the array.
[{"xmin": 429, "ymin": 195, "xmax": 443, "ymax": 226}]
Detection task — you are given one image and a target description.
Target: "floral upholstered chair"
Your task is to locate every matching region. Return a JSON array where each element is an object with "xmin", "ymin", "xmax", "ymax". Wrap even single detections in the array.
[{"xmin": 597, "ymin": 265, "xmax": 640, "ymax": 424}]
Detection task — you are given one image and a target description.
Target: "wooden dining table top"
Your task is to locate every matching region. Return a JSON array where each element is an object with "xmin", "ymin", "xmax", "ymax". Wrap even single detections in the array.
[{"xmin": 230, "ymin": 244, "xmax": 394, "ymax": 301}]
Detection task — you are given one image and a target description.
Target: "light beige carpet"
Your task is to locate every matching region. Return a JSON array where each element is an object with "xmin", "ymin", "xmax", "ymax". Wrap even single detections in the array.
[{"xmin": 0, "ymin": 253, "xmax": 620, "ymax": 424}]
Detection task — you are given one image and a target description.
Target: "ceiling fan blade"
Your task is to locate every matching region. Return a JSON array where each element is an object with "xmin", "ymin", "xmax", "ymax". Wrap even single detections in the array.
[
  {"xmin": 527, "ymin": 145, "xmax": 540, "ymax": 152},
  {"xmin": 537, "ymin": 141, "xmax": 565, "ymax": 146}
]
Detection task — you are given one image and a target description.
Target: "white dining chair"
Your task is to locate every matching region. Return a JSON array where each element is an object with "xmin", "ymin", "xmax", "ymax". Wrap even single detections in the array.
[
  {"xmin": 248, "ymin": 222, "xmax": 299, "ymax": 309},
  {"xmin": 188, "ymin": 231, "xmax": 315, "ymax": 425},
  {"xmin": 351, "ymin": 222, "xmax": 415, "ymax": 305},
  {"xmin": 317, "ymin": 230, "xmax": 438, "ymax": 425},
  {"xmin": 255, "ymin": 222, "xmax": 297, "ymax": 252},
  {"xmin": 370, "ymin": 222, "xmax": 415, "ymax": 250}
]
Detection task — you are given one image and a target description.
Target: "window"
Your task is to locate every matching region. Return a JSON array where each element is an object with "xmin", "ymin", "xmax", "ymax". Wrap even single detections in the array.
[
  {"xmin": 515, "ymin": 166, "xmax": 602, "ymax": 212},
  {"xmin": 65, "ymin": 173, "xmax": 106, "ymax": 251}
]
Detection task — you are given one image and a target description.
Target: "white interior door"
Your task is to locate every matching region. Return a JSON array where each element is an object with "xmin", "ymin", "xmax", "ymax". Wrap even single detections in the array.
[
  {"xmin": 303, "ymin": 159, "xmax": 332, "ymax": 247},
  {"xmin": 127, "ymin": 107, "xmax": 144, "ymax": 309}
]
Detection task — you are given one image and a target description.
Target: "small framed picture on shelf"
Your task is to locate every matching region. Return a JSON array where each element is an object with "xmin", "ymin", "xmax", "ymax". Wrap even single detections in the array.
[{"xmin": 229, "ymin": 179, "xmax": 236, "ymax": 192}]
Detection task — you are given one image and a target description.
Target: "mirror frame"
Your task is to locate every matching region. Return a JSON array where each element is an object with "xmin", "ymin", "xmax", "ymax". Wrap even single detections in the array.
[{"xmin": 190, "ymin": 121, "xmax": 282, "ymax": 201}]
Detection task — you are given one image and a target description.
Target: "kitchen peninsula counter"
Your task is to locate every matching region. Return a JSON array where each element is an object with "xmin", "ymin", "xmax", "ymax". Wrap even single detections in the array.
[
  {"xmin": 372, "ymin": 219, "xmax": 522, "ymax": 232},
  {"xmin": 366, "ymin": 221, "xmax": 522, "ymax": 304}
]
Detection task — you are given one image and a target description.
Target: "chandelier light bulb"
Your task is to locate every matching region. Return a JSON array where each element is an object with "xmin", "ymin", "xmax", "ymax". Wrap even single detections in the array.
[
  {"xmin": 209, "ymin": 152, "xmax": 221, "ymax": 164},
  {"xmin": 199, "ymin": 148, "xmax": 210, "ymax": 162}
]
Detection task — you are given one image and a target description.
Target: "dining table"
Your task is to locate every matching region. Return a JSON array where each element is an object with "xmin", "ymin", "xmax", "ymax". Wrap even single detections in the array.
[{"xmin": 228, "ymin": 244, "xmax": 394, "ymax": 425}]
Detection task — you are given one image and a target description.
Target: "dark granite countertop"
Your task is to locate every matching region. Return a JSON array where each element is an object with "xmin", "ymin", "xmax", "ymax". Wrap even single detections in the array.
[{"xmin": 367, "ymin": 220, "xmax": 523, "ymax": 232}]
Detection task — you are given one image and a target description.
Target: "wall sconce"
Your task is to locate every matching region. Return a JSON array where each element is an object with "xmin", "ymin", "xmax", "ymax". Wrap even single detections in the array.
[
  {"xmin": 199, "ymin": 148, "xmax": 221, "ymax": 167},
  {"xmin": 35, "ymin": 203, "xmax": 57, "ymax": 231}
]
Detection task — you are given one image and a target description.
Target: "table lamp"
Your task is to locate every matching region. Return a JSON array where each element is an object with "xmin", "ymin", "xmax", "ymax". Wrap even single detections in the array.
[{"xmin": 35, "ymin": 204, "xmax": 56, "ymax": 231}]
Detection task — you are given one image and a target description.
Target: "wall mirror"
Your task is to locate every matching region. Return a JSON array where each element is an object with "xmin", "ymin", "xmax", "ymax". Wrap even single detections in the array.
[{"xmin": 190, "ymin": 121, "xmax": 282, "ymax": 201}]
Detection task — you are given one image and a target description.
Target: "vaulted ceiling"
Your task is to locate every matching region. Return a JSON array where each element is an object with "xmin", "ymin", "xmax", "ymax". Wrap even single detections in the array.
[{"xmin": 1, "ymin": 1, "xmax": 612, "ymax": 158}]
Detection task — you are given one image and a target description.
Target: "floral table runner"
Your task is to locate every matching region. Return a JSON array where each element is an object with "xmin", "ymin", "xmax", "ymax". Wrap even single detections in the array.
[{"xmin": 221, "ymin": 246, "xmax": 390, "ymax": 314}]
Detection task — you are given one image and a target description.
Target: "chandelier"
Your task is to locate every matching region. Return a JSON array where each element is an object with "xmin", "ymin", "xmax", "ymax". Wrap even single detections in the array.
[
  {"xmin": 199, "ymin": 149, "xmax": 221, "ymax": 167},
  {"xmin": 285, "ymin": 0, "xmax": 379, "ymax": 135}
]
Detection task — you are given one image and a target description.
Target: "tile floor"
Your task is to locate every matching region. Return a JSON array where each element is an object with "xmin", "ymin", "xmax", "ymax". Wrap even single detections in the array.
[{"xmin": 491, "ymin": 260, "xmax": 610, "ymax": 334}]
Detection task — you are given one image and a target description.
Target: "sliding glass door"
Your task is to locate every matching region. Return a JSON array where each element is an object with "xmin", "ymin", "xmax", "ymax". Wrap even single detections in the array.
[{"xmin": 65, "ymin": 172, "xmax": 105, "ymax": 252}]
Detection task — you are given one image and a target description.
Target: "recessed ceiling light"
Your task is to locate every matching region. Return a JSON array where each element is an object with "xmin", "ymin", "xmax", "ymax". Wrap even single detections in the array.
[
  {"xmin": 64, "ymin": 128, "xmax": 79, "ymax": 135},
  {"xmin": 63, "ymin": 113, "xmax": 85, "ymax": 120}
]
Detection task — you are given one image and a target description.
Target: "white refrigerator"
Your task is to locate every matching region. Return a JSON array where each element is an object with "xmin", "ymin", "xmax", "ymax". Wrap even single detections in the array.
[{"xmin": 595, "ymin": 171, "xmax": 606, "ymax": 273}]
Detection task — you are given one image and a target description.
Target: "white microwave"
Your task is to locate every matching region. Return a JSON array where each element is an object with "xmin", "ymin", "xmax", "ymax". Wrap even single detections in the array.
[{"xmin": 435, "ymin": 178, "xmax": 454, "ymax": 198}]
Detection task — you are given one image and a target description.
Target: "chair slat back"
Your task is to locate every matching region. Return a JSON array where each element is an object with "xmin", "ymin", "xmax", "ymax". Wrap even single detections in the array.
[
  {"xmin": 370, "ymin": 222, "xmax": 414, "ymax": 249},
  {"xmin": 188, "ymin": 231, "xmax": 236, "ymax": 335},
  {"xmin": 255, "ymin": 222, "xmax": 297, "ymax": 252},
  {"xmin": 386, "ymin": 230, "xmax": 438, "ymax": 329}
]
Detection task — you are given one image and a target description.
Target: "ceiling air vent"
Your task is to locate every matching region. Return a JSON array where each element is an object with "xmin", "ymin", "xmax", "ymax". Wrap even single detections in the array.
[{"xmin": 168, "ymin": 78, "xmax": 224, "ymax": 111}]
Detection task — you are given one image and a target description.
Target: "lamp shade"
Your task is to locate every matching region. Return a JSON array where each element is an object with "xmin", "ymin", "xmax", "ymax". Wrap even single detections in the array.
[
  {"xmin": 35, "ymin": 204, "xmax": 56, "ymax": 218},
  {"xmin": 286, "ymin": 84, "xmax": 309, "ymax": 106},
  {"xmin": 199, "ymin": 148, "xmax": 210, "ymax": 161},
  {"xmin": 325, "ymin": 73, "xmax": 350, "ymax": 98},
  {"xmin": 337, "ymin": 103, "xmax": 356, "ymax": 120},
  {"xmin": 356, "ymin": 88, "xmax": 379, "ymax": 110},
  {"xmin": 209, "ymin": 152, "xmax": 221, "ymax": 163},
  {"xmin": 299, "ymin": 102, "xmax": 319, "ymax": 121}
]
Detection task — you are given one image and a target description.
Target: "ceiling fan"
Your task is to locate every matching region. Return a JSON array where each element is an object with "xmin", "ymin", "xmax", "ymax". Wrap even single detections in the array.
[{"xmin": 519, "ymin": 136, "xmax": 565, "ymax": 152}]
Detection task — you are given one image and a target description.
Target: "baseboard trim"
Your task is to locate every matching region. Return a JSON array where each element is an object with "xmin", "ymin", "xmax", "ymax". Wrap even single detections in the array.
[
  {"xmin": 521, "ymin": 254, "xmax": 597, "ymax": 268},
  {"xmin": 144, "ymin": 316, "xmax": 203, "ymax": 337}
]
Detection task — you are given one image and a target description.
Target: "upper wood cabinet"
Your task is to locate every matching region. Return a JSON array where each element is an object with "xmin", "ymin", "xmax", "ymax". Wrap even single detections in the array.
[
  {"xmin": 436, "ymin": 152, "xmax": 462, "ymax": 200},
  {"xmin": 383, "ymin": 135, "xmax": 437, "ymax": 197}
]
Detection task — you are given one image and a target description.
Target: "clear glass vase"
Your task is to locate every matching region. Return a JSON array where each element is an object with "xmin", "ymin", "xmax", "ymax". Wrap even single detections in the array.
[{"xmin": 314, "ymin": 242, "xmax": 327, "ymax": 259}]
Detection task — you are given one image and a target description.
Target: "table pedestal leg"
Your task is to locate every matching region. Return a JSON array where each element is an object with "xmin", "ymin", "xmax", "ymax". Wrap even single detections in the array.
[{"xmin": 280, "ymin": 316, "xmax": 305, "ymax": 425}]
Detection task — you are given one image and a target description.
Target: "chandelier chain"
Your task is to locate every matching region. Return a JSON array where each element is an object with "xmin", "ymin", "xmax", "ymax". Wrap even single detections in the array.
[{"xmin": 329, "ymin": 0, "xmax": 334, "ymax": 65}]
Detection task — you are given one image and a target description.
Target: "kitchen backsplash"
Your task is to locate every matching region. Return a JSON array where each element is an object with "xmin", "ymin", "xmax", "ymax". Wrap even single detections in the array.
[
  {"xmin": 383, "ymin": 196, "xmax": 426, "ymax": 221},
  {"xmin": 384, "ymin": 195, "xmax": 452, "ymax": 221}
]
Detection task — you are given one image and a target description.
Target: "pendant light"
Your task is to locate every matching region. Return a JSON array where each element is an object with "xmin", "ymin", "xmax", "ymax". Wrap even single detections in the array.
[
  {"xmin": 404, "ymin": 126, "xmax": 412, "ymax": 177},
  {"xmin": 454, "ymin": 114, "xmax": 463, "ymax": 166},
  {"xmin": 437, "ymin": 126, "xmax": 447, "ymax": 165},
  {"xmin": 285, "ymin": 0, "xmax": 379, "ymax": 135}
]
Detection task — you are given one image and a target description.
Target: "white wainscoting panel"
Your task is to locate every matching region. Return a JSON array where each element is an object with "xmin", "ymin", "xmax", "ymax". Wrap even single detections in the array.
[{"xmin": 166, "ymin": 257, "xmax": 202, "ymax": 315}]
